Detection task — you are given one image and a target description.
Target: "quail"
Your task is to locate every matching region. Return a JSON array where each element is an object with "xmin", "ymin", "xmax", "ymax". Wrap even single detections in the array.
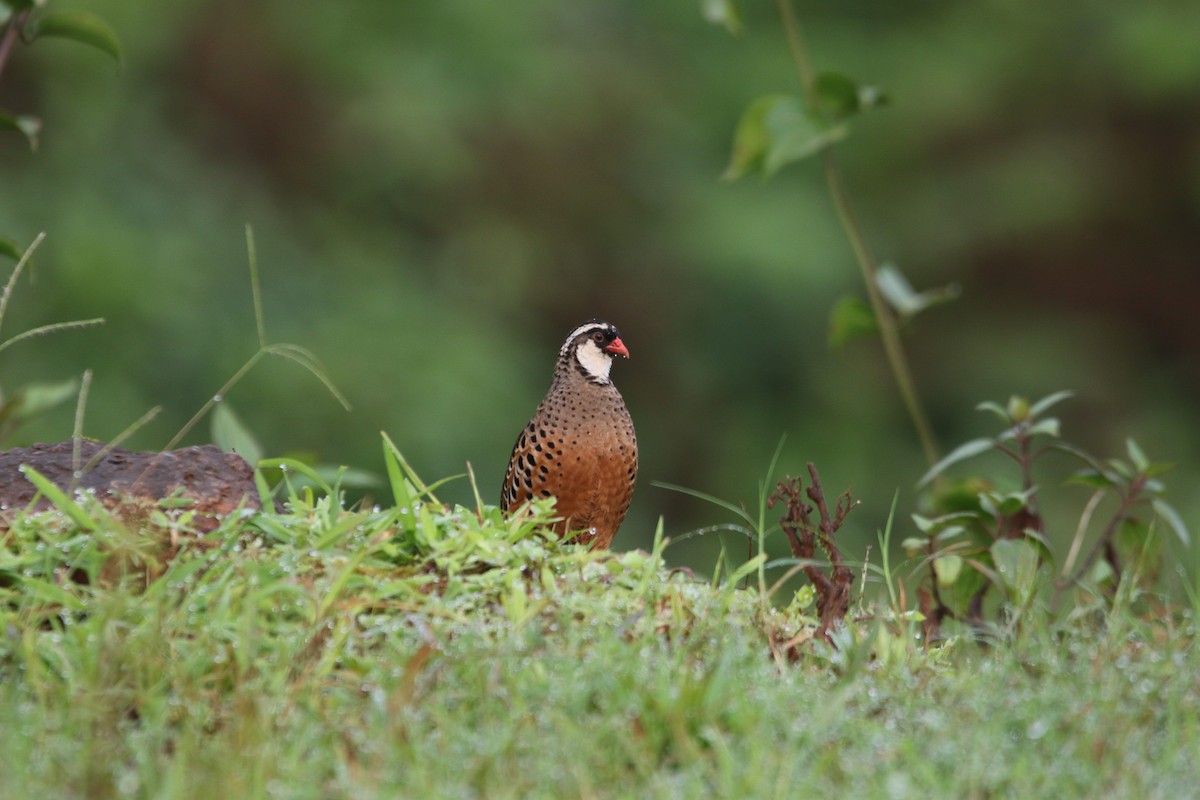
[{"xmin": 501, "ymin": 320, "xmax": 638, "ymax": 549}]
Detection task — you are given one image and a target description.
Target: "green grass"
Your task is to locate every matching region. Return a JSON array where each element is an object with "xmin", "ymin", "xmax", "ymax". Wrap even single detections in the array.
[{"xmin": 1, "ymin": 467, "xmax": 1197, "ymax": 799}]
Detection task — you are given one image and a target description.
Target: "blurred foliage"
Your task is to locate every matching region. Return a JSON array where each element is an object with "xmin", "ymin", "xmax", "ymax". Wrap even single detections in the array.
[
  {"xmin": 910, "ymin": 390, "xmax": 1187, "ymax": 637},
  {"xmin": 0, "ymin": 0, "xmax": 121, "ymax": 150},
  {"xmin": 0, "ymin": 0, "xmax": 1197, "ymax": 575}
]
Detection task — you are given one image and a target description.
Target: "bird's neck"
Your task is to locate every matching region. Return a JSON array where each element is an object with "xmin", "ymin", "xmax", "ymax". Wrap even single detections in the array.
[{"xmin": 553, "ymin": 358, "xmax": 614, "ymax": 391}]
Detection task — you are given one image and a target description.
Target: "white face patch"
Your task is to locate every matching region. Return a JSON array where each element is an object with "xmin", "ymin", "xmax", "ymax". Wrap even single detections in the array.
[
  {"xmin": 559, "ymin": 322, "xmax": 609, "ymax": 360},
  {"xmin": 575, "ymin": 339, "xmax": 614, "ymax": 383}
]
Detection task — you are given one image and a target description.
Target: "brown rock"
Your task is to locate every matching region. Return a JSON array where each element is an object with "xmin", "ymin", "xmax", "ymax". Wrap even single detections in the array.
[{"xmin": 0, "ymin": 440, "xmax": 260, "ymax": 532}]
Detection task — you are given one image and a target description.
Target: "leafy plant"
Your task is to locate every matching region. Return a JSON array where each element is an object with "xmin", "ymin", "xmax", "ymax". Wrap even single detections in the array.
[
  {"xmin": 0, "ymin": 0, "xmax": 121, "ymax": 152},
  {"xmin": 710, "ymin": 0, "xmax": 953, "ymax": 468},
  {"xmin": 706, "ymin": 2, "xmax": 1190, "ymax": 646},
  {"xmin": 909, "ymin": 390, "xmax": 1188, "ymax": 640},
  {"xmin": 0, "ymin": 6, "xmax": 119, "ymax": 440}
]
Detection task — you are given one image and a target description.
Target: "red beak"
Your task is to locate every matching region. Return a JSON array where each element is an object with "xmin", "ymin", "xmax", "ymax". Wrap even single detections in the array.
[{"xmin": 604, "ymin": 337, "xmax": 630, "ymax": 359}]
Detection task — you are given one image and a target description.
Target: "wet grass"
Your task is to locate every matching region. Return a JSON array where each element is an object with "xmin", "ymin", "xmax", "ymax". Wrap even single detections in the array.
[{"xmin": 1, "ymin": 465, "xmax": 1197, "ymax": 799}]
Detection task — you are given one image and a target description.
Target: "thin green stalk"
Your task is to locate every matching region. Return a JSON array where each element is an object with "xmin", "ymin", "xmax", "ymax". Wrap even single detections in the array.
[
  {"xmin": 245, "ymin": 224, "xmax": 267, "ymax": 348},
  {"xmin": 776, "ymin": 0, "xmax": 941, "ymax": 468},
  {"xmin": 81, "ymin": 405, "xmax": 162, "ymax": 474},
  {"xmin": 164, "ymin": 350, "xmax": 265, "ymax": 450},
  {"xmin": 756, "ymin": 435, "xmax": 788, "ymax": 602},
  {"xmin": 1068, "ymin": 480, "xmax": 1143, "ymax": 588},
  {"xmin": 0, "ymin": 231, "xmax": 45, "ymax": 338},
  {"xmin": 163, "ymin": 227, "xmax": 348, "ymax": 450},
  {"xmin": 70, "ymin": 369, "xmax": 92, "ymax": 486}
]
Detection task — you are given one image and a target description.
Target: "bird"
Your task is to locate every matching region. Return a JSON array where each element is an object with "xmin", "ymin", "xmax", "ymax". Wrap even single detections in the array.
[{"xmin": 501, "ymin": 319, "xmax": 638, "ymax": 549}]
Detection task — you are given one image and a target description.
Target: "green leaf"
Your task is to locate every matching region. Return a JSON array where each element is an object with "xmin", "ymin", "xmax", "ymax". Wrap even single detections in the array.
[
  {"xmin": 975, "ymin": 400, "xmax": 1010, "ymax": 424},
  {"xmin": 950, "ymin": 558, "xmax": 992, "ymax": 609},
  {"xmin": 723, "ymin": 95, "xmax": 847, "ymax": 180},
  {"xmin": 1089, "ymin": 558, "xmax": 1115, "ymax": 586},
  {"xmin": 0, "ymin": 237, "xmax": 22, "ymax": 262},
  {"xmin": 20, "ymin": 465, "xmax": 97, "ymax": 531},
  {"xmin": 253, "ymin": 468, "xmax": 275, "ymax": 507},
  {"xmin": 724, "ymin": 95, "xmax": 777, "ymax": 180},
  {"xmin": 933, "ymin": 525, "xmax": 966, "ymax": 543},
  {"xmin": 728, "ymin": 553, "xmax": 766, "ymax": 585},
  {"xmin": 875, "ymin": 264, "xmax": 959, "ymax": 318},
  {"xmin": 933, "ymin": 554, "xmax": 963, "ymax": 587},
  {"xmin": 1143, "ymin": 461, "xmax": 1175, "ymax": 478},
  {"xmin": 1117, "ymin": 517, "xmax": 1155, "ymax": 554},
  {"xmin": 990, "ymin": 539, "xmax": 1040, "ymax": 596},
  {"xmin": 0, "ymin": 109, "xmax": 41, "ymax": 151},
  {"xmin": 1152, "ymin": 499, "xmax": 1190, "ymax": 546},
  {"xmin": 911, "ymin": 513, "xmax": 974, "ymax": 542},
  {"xmin": 875, "ymin": 264, "xmax": 920, "ymax": 315},
  {"xmin": 15, "ymin": 577, "xmax": 86, "ymax": 611},
  {"xmin": 1125, "ymin": 438, "xmax": 1150, "ymax": 472},
  {"xmin": 1027, "ymin": 389, "xmax": 1074, "ymax": 418},
  {"xmin": 996, "ymin": 423, "xmax": 1020, "ymax": 443},
  {"xmin": 211, "ymin": 403, "xmax": 264, "ymax": 467},
  {"xmin": 701, "ymin": 0, "xmax": 742, "ymax": 36},
  {"xmin": 910, "ymin": 514, "xmax": 935, "ymax": 534},
  {"xmin": 813, "ymin": 72, "xmax": 888, "ymax": 120},
  {"xmin": 2, "ymin": 378, "xmax": 79, "ymax": 427},
  {"xmin": 1047, "ymin": 441, "xmax": 1107, "ymax": 474},
  {"xmin": 977, "ymin": 493, "xmax": 998, "ymax": 519},
  {"xmin": 21, "ymin": 378, "xmax": 81, "ymax": 414},
  {"xmin": 762, "ymin": 99, "xmax": 847, "ymax": 175},
  {"xmin": 828, "ymin": 295, "xmax": 877, "ymax": 347},
  {"xmin": 382, "ymin": 433, "xmax": 413, "ymax": 509},
  {"xmin": 258, "ymin": 457, "xmax": 332, "ymax": 496},
  {"xmin": 813, "ymin": 72, "xmax": 861, "ymax": 119},
  {"xmin": 1065, "ymin": 469, "xmax": 1117, "ymax": 489},
  {"xmin": 25, "ymin": 12, "xmax": 122, "ymax": 63},
  {"xmin": 317, "ymin": 547, "xmax": 372, "ymax": 618},
  {"xmin": 917, "ymin": 437, "xmax": 994, "ymax": 489},
  {"xmin": 379, "ymin": 432, "xmax": 462, "ymax": 509},
  {"xmin": 1116, "ymin": 517, "xmax": 1164, "ymax": 586},
  {"xmin": 1108, "ymin": 458, "xmax": 1136, "ymax": 482},
  {"xmin": 1022, "ymin": 528, "xmax": 1054, "ymax": 566},
  {"xmin": 250, "ymin": 513, "xmax": 293, "ymax": 544},
  {"xmin": 993, "ymin": 488, "xmax": 1035, "ymax": 516},
  {"xmin": 1026, "ymin": 417, "xmax": 1061, "ymax": 439}
]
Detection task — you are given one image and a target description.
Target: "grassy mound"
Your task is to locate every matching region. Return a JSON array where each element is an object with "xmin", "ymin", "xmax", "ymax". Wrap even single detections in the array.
[{"xmin": 1, "ymin": 461, "xmax": 1197, "ymax": 798}]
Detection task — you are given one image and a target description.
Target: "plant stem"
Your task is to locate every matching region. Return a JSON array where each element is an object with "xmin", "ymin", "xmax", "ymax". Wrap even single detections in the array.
[
  {"xmin": 164, "ymin": 350, "xmax": 265, "ymax": 450},
  {"xmin": 1070, "ymin": 478, "xmax": 1144, "ymax": 586},
  {"xmin": 0, "ymin": 10, "xmax": 32, "ymax": 84},
  {"xmin": 776, "ymin": 0, "xmax": 941, "ymax": 468}
]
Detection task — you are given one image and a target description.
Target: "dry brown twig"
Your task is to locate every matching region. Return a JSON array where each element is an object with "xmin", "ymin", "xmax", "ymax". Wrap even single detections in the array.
[{"xmin": 769, "ymin": 462, "xmax": 860, "ymax": 644}]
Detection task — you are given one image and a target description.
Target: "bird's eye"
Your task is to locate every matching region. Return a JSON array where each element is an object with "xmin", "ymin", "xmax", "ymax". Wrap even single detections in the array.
[{"xmin": 593, "ymin": 332, "xmax": 605, "ymax": 342}]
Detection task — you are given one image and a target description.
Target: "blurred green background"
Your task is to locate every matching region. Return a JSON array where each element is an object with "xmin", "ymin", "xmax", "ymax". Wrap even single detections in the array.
[{"xmin": 2, "ymin": 0, "xmax": 1198, "ymax": 572}]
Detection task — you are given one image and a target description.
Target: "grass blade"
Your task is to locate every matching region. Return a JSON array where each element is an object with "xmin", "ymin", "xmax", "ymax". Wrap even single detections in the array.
[
  {"xmin": 19, "ymin": 465, "xmax": 97, "ymax": 531},
  {"xmin": 652, "ymin": 481, "xmax": 755, "ymax": 527}
]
